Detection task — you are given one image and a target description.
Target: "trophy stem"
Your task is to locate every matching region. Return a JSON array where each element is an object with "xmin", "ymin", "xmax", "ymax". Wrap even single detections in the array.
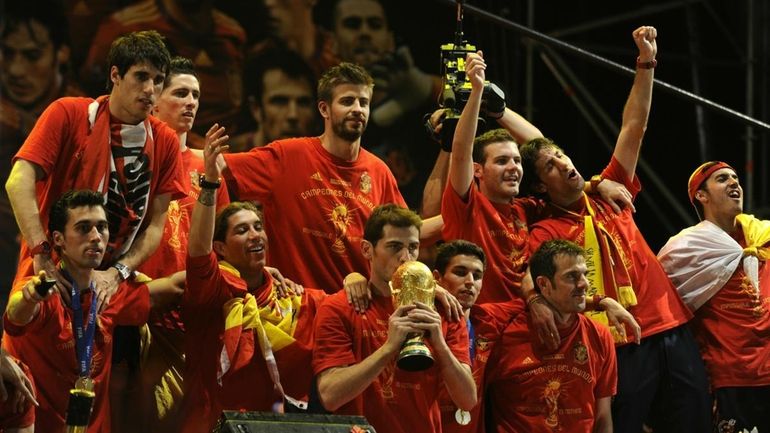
[{"xmin": 397, "ymin": 333, "xmax": 434, "ymax": 371}]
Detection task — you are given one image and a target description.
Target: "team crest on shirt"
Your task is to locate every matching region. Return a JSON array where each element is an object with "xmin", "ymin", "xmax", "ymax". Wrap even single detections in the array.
[
  {"xmin": 573, "ymin": 341, "xmax": 588, "ymax": 364},
  {"xmin": 475, "ymin": 337, "xmax": 491, "ymax": 352},
  {"xmin": 360, "ymin": 172, "xmax": 372, "ymax": 194}
]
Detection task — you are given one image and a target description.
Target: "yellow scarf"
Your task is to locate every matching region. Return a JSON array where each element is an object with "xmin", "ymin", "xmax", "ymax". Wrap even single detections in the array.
[
  {"xmin": 737, "ymin": 214, "xmax": 770, "ymax": 260},
  {"xmin": 580, "ymin": 197, "xmax": 637, "ymax": 343}
]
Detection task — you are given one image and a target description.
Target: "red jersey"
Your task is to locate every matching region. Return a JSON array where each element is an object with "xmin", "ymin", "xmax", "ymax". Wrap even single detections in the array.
[
  {"xmin": 486, "ymin": 313, "xmax": 617, "ymax": 433},
  {"xmin": 181, "ymin": 252, "xmax": 324, "ymax": 433},
  {"xmin": 441, "ymin": 184, "xmax": 543, "ymax": 304},
  {"xmin": 3, "ymin": 278, "xmax": 151, "ymax": 433},
  {"xmin": 139, "ymin": 148, "xmax": 230, "ymax": 331},
  {"xmin": 12, "ymin": 97, "xmax": 185, "ymax": 285},
  {"xmin": 439, "ymin": 301, "xmax": 523, "ymax": 433},
  {"xmin": 690, "ymin": 229, "xmax": 770, "ymax": 388},
  {"xmin": 529, "ymin": 157, "xmax": 691, "ymax": 341},
  {"xmin": 82, "ymin": 1, "xmax": 246, "ymax": 135},
  {"xmin": 312, "ymin": 291, "xmax": 470, "ymax": 433},
  {"xmin": 223, "ymin": 137, "xmax": 405, "ymax": 292}
]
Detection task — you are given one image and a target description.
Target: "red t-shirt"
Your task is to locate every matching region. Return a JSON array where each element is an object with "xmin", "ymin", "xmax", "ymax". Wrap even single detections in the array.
[
  {"xmin": 0, "ymin": 356, "xmax": 35, "ymax": 430},
  {"xmin": 139, "ymin": 148, "xmax": 230, "ymax": 331},
  {"xmin": 486, "ymin": 313, "xmax": 617, "ymax": 433},
  {"xmin": 181, "ymin": 252, "xmax": 324, "ymax": 433},
  {"xmin": 442, "ymin": 183, "xmax": 543, "ymax": 304},
  {"xmin": 312, "ymin": 291, "xmax": 470, "ymax": 433},
  {"xmin": 12, "ymin": 97, "xmax": 185, "ymax": 284},
  {"xmin": 223, "ymin": 137, "xmax": 405, "ymax": 292},
  {"xmin": 690, "ymin": 229, "xmax": 770, "ymax": 388},
  {"xmin": 529, "ymin": 157, "xmax": 692, "ymax": 341},
  {"xmin": 82, "ymin": 2, "xmax": 246, "ymax": 135},
  {"xmin": 438, "ymin": 301, "xmax": 523, "ymax": 433},
  {"xmin": 3, "ymin": 278, "xmax": 150, "ymax": 433}
]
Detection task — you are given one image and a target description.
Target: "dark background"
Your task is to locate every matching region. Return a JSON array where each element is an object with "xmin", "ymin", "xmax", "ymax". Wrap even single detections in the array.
[{"xmin": 304, "ymin": 0, "xmax": 769, "ymax": 250}]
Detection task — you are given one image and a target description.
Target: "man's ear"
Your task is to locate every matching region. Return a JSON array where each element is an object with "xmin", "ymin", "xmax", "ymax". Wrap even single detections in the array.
[
  {"xmin": 533, "ymin": 180, "xmax": 547, "ymax": 194},
  {"xmin": 109, "ymin": 65, "xmax": 121, "ymax": 86},
  {"xmin": 361, "ymin": 239, "xmax": 373, "ymax": 260},
  {"xmin": 52, "ymin": 230, "xmax": 64, "ymax": 249},
  {"xmin": 694, "ymin": 190, "xmax": 707, "ymax": 204},
  {"xmin": 318, "ymin": 100, "xmax": 330, "ymax": 120},
  {"xmin": 473, "ymin": 162, "xmax": 483, "ymax": 180},
  {"xmin": 535, "ymin": 275, "xmax": 551, "ymax": 296},
  {"xmin": 212, "ymin": 240, "xmax": 227, "ymax": 258},
  {"xmin": 432, "ymin": 269, "xmax": 442, "ymax": 283}
]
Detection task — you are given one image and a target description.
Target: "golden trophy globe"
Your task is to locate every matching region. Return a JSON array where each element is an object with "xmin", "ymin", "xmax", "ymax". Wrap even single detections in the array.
[{"xmin": 390, "ymin": 261, "xmax": 436, "ymax": 371}]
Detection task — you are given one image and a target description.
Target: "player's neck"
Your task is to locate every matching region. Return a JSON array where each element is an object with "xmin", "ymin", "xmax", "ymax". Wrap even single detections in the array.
[
  {"xmin": 178, "ymin": 132, "xmax": 188, "ymax": 152},
  {"xmin": 61, "ymin": 258, "xmax": 94, "ymax": 293},
  {"xmin": 243, "ymin": 267, "xmax": 266, "ymax": 291},
  {"xmin": 320, "ymin": 131, "xmax": 360, "ymax": 162},
  {"xmin": 705, "ymin": 210, "xmax": 739, "ymax": 235},
  {"xmin": 369, "ymin": 280, "xmax": 390, "ymax": 298}
]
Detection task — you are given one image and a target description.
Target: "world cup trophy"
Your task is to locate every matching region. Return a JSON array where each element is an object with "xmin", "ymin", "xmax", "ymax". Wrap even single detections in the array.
[{"xmin": 390, "ymin": 261, "xmax": 436, "ymax": 371}]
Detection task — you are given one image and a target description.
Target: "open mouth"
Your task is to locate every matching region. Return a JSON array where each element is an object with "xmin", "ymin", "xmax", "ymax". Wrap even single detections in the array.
[
  {"xmin": 728, "ymin": 190, "xmax": 741, "ymax": 199},
  {"xmin": 248, "ymin": 244, "xmax": 265, "ymax": 254},
  {"xmin": 182, "ymin": 111, "xmax": 195, "ymax": 118},
  {"xmin": 567, "ymin": 169, "xmax": 579, "ymax": 180}
]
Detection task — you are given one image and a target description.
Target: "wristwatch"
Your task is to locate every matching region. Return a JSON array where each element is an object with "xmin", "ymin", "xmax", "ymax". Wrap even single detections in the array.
[
  {"xmin": 112, "ymin": 262, "xmax": 132, "ymax": 281},
  {"xmin": 198, "ymin": 174, "xmax": 221, "ymax": 190},
  {"xmin": 29, "ymin": 240, "xmax": 51, "ymax": 257}
]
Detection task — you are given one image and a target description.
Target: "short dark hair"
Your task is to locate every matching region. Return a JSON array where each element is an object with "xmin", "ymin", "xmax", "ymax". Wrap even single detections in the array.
[
  {"xmin": 48, "ymin": 190, "xmax": 105, "ymax": 235},
  {"xmin": 214, "ymin": 202, "xmax": 262, "ymax": 243},
  {"xmin": 529, "ymin": 239, "xmax": 585, "ymax": 292},
  {"xmin": 0, "ymin": 0, "xmax": 69, "ymax": 50},
  {"xmin": 434, "ymin": 240, "xmax": 486, "ymax": 274},
  {"xmin": 472, "ymin": 128, "xmax": 518, "ymax": 164},
  {"xmin": 519, "ymin": 137, "xmax": 562, "ymax": 197},
  {"xmin": 164, "ymin": 56, "xmax": 197, "ymax": 88},
  {"xmin": 363, "ymin": 204, "xmax": 421, "ymax": 246},
  {"xmin": 244, "ymin": 48, "xmax": 315, "ymax": 104},
  {"xmin": 105, "ymin": 30, "xmax": 170, "ymax": 91},
  {"xmin": 317, "ymin": 62, "xmax": 374, "ymax": 103}
]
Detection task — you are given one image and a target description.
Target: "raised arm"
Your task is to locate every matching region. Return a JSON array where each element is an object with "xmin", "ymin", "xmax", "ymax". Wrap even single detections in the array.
[
  {"xmin": 613, "ymin": 26, "xmax": 657, "ymax": 180},
  {"xmin": 188, "ymin": 125, "xmax": 229, "ymax": 258},
  {"xmin": 448, "ymin": 51, "xmax": 486, "ymax": 200}
]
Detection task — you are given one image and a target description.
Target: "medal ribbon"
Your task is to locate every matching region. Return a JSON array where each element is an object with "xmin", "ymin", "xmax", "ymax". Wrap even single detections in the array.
[
  {"xmin": 466, "ymin": 317, "xmax": 475, "ymax": 367},
  {"xmin": 71, "ymin": 280, "xmax": 98, "ymax": 378}
]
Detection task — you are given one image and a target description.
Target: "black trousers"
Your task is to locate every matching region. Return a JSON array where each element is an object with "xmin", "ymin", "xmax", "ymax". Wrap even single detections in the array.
[
  {"xmin": 612, "ymin": 324, "xmax": 712, "ymax": 433},
  {"xmin": 714, "ymin": 386, "xmax": 770, "ymax": 433}
]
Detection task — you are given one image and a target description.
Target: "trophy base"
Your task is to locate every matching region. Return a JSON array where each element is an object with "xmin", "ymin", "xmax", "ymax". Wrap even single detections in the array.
[{"xmin": 397, "ymin": 346, "xmax": 435, "ymax": 372}]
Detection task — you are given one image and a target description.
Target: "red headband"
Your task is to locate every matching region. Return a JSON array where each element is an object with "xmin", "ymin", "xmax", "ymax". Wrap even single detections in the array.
[{"xmin": 687, "ymin": 161, "xmax": 735, "ymax": 204}]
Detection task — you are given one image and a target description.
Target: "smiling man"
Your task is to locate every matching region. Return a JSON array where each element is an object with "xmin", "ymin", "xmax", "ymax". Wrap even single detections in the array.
[
  {"xmin": 180, "ymin": 133, "xmax": 325, "ymax": 433},
  {"xmin": 486, "ymin": 240, "xmax": 617, "ymax": 433},
  {"xmin": 658, "ymin": 162, "xmax": 770, "ymax": 432},
  {"xmin": 521, "ymin": 26, "xmax": 711, "ymax": 433}
]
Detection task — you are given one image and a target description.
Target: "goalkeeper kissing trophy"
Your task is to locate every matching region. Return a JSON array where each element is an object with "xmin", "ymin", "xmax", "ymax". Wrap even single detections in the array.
[{"xmin": 390, "ymin": 261, "xmax": 437, "ymax": 371}]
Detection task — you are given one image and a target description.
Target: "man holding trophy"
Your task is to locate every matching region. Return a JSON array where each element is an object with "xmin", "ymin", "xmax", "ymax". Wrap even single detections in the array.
[{"xmin": 313, "ymin": 204, "xmax": 476, "ymax": 433}]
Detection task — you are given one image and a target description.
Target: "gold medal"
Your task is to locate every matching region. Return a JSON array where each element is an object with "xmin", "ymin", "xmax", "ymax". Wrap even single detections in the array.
[
  {"xmin": 74, "ymin": 377, "xmax": 94, "ymax": 392},
  {"xmin": 455, "ymin": 409, "xmax": 471, "ymax": 426}
]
